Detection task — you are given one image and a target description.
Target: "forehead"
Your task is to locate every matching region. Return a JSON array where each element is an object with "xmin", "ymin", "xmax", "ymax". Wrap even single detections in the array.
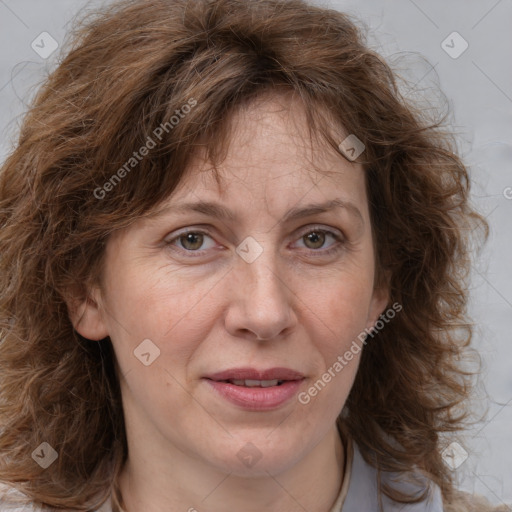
[{"xmin": 162, "ymin": 92, "xmax": 367, "ymax": 208}]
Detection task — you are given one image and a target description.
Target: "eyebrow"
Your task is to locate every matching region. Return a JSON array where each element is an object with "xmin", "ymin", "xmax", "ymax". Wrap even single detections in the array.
[{"xmin": 151, "ymin": 198, "xmax": 364, "ymax": 225}]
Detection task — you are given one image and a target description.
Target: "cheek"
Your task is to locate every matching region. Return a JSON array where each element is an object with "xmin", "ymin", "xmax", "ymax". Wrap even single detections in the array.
[
  {"xmin": 105, "ymin": 268, "xmax": 217, "ymax": 420},
  {"xmin": 106, "ymin": 260, "xmax": 216, "ymax": 335},
  {"xmin": 310, "ymin": 272, "xmax": 375, "ymax": 335},
  {"xmin": 301, "ymin": 274, "xmax": 374, "ymax": 390}
]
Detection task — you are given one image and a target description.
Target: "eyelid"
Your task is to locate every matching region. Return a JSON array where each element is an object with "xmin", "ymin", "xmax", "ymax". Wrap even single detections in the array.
[
  {"xmin": 294, "ymin": 224, "xmax": 344, "ymax": 240},
  {"xmin": 166, "ymin": 223, "xmax": 344, "ymax": 241}
]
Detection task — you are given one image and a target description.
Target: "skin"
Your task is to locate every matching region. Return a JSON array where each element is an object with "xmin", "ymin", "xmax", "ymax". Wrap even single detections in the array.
[{"xmin": 68, "ymin": 92, "xmax": 389, "ymax": 512}]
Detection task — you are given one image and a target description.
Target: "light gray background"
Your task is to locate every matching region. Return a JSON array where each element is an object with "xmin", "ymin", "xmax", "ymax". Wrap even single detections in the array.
[{"xmin": 0, "ymin": 0, "xmax": 510, "ymax": 506}]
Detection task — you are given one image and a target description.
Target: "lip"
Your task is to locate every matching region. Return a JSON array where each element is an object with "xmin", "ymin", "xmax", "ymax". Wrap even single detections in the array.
[
  {"xmin": 205, "ymin": 367, "xmax": 305, "ymax": 381},
  {"xmin": 203, "ymin": 367, "xmax": 305, "ymax": 411}
]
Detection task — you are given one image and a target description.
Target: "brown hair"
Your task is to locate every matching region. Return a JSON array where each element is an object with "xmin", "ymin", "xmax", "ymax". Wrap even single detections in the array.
[{"xmin": 0, "ymin": 0, "xmax": 503, "ymax": 510}]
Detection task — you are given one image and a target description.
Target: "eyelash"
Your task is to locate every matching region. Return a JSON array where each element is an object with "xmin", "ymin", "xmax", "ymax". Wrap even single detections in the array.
[{"xmin": 165, "ymin": 226, "xmax": 346, "ymax": 258}]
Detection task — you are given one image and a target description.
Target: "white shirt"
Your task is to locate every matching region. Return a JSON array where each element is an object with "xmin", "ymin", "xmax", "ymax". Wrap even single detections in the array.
[{"xmin": 330, "ymin": 426, "xmax": 443, "ymax": 511}]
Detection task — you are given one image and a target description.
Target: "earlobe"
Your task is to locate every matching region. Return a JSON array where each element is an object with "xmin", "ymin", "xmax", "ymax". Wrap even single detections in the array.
[{"xmin": 64, "ymin": 285, "xmax": 109, "ymax": 341}]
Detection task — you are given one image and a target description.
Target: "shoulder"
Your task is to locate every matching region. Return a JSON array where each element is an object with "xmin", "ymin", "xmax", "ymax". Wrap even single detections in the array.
[
  {"xmin": 0, "ymin": 482, "xmax": 38, "ymax": 511},
  {"xmin": 342, "ymin": 441, "xmax": 511, "ymax": 512},
  {"xmin": 0, "ymin": 483, "xmax": 112, "ymax": 512},
  {"xmin": 342, "ymin": 440, "xmax": 443, "ymax": 511},
  {"xmin": 444, "ymin": 490, "xmax": 512, "ymax": 512}
]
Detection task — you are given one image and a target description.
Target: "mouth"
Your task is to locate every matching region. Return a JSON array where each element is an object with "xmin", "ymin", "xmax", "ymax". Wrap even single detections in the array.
[
  {"xmin": 203, "ymin": 367, "xmax": 305, "ymax": 411},
  {"xmin": 214, "ymin": 378, "xmax": 286, "ymax": 387}
]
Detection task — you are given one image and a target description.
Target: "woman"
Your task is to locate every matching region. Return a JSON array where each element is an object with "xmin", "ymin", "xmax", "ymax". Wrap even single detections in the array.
[{"xmin": 0, "ymin": 0, "xmax": 507, "ymax": 510}]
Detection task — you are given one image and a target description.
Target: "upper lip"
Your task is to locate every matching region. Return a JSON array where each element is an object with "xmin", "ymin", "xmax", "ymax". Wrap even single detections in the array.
[{"xmin": 205, "ymin": 367, "xmax": 305, "ymax": 381}]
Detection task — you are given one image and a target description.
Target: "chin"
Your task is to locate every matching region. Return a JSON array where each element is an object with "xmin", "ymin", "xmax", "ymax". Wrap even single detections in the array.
[{"xmin": 207, "ymin": 435, "xmax": 304, "ymax": 477}]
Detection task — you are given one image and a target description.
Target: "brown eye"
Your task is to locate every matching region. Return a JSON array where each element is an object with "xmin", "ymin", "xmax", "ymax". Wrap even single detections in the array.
[
  {"xmin": 303, "ymin": 231, "xmax": 326, "ymax": 250},
  {"xmin": 293, "ymin": 227, "xmax": 345, "ymax": 257},
  {"xmin": 179, "ymin": 232, "xmax": 205, "ymax": 251},
  {"xmin": 165, "ymin": 229, "xmax": 218, "ymax": 256}
]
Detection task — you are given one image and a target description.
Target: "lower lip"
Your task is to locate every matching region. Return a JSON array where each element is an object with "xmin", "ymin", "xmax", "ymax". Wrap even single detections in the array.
[{"xmin": 204, "ymin": 379, "xmax": 304, "ymax": 411}]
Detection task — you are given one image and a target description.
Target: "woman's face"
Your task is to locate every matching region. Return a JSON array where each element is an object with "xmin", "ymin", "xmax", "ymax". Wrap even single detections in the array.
[{"xmin": 74, "ymin": 93, "xmax": 388, "ymax": 477}]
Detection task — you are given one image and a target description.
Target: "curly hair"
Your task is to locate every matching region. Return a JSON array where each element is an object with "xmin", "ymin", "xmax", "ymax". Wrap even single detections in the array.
[{"xmin": 0, "ymin": 0, "xmax": 502, "ymax": 510}]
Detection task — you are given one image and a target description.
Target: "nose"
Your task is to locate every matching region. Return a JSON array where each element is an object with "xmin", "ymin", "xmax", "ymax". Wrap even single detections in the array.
[{"xmin": 224, "ymin": 243, "xmax": 297, "ymax": 342}]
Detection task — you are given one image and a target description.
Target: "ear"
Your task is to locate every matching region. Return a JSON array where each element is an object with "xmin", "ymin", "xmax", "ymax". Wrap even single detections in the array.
[
  {"xmin": 366, "ymin": 272, "xmax": 391, "ymax": 331},
  {"xmin": 64, "ymin": 284, "xmax": 109, "ymax": 341}
]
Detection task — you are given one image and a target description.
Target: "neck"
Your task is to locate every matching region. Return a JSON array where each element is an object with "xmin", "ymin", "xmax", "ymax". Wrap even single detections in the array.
[{"xmin": 116, "ymin": 423, "xmax": 345, "ymax": 512}]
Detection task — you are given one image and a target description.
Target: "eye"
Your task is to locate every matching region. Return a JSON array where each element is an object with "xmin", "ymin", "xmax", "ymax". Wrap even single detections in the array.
[
  {"xmin": 293, "ymin": 227, "xmax": 344, "ymax": 255},
  {"xmin": 166, "ymin": 229, "xmax": 217, "ymax": 255}
]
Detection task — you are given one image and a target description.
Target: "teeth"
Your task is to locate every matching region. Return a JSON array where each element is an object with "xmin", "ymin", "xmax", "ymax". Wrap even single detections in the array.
[{"xmin": 229, "ymin": 379, "xmax": 281, "ymax": 387}]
